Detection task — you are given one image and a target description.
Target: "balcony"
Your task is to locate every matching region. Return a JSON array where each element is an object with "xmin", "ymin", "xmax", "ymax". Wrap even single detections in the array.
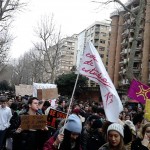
[
  {"xmin": 129, "ymin": 37, "xmax": 133, "ymax": 42},
  {"xmin": 119, "ymin": 70, "xmax": 123, "ymax": 74},
  {"xmin": 94, "ymin": 35, "xmax": 99, "ymax": 40},
  {"xmin": 136, "ymin": 46, "xmax": 142, "ymax": 51},
  {"xmin": 133, "ymin": 67, "xmax": 140, "ymax": 73},
  {"xmin": 95, "ymin": 28, "xmax": 100, "ymax": 33},
  {"xmin": 123, "ymin": 69, "xmax": 126, "ymax": 74},
  {"xmin": 120, "ymin": 50, "xmax": 124, "ymax": 55},
  {"xmin": 123, "ymin": 59, "xmax": 128, "ymax": 64},
  {"xmin": 121, "ymin": 79, "xmax": 129, "ymax": 85},
  {"xmin": 134, "ymin": 56, "xmax": 141, "ymax": 62},
  {"xmin": 94, "ymin": 43, "xmax": 99, "ymax": 47}
]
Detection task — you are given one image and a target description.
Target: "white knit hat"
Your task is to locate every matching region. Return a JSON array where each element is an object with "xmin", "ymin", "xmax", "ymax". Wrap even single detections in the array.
[
  {"xmin": 107, "ymin": 123, "xmax": 124, "ymax": 137},
  {"xmin": 124, "ymin": 120, "xmax": 136, "ymax": 135}
]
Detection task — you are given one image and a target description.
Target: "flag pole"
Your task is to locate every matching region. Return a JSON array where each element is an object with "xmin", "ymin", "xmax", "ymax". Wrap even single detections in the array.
[{"xmin": 58, "ymin": 72, "xmax": 80, "ymax": 149}]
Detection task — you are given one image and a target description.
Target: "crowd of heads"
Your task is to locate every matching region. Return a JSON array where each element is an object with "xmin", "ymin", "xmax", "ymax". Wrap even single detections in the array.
[{"xmin": 1, "ymin": 93, "xmax": 150, "ymax": 150}]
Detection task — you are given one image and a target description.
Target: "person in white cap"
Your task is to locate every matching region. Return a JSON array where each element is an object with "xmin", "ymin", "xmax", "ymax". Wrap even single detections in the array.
[{"xmin": 98, "ymin": 123, "xmax": 126, "ymax": 150}]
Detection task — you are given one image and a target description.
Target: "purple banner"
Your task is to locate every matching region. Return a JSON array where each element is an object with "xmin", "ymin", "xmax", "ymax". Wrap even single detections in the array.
[{"xmin": 127, "ymin": 79, "xmax": 150, "ymax": 104}]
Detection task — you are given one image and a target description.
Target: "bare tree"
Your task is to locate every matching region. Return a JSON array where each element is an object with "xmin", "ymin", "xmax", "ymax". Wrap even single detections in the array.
[
  {"xmin": 11, "ymin": 50, "xmax": 44, "ymax": 85},
  {"xmin": 0, "ymin": 0, "xmax": 26, "ymax": 73},
  {"xmin": 0, "ymin": 29, "xmax": 12, "ymax": 72},
  {"xmin": 0, "ymin": 0, "xmax": 26, "ymax": 22},
  {"xmin": 33, "ymin": 15, "xmax": 62, "ymax": 83}
]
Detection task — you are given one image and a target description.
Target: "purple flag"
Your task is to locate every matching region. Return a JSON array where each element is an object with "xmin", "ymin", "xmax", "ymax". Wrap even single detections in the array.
[{"xmin": 127, "ymin": 79, "xmax": 150, "ymax": 104}]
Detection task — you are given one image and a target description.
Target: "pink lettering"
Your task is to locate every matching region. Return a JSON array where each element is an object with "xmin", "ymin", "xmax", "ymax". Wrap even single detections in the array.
[
  {"xmin": 83, "ymin": 60, "xmax": 93, "ymax": 66},
  {"xmin": 82, "ymin": 67, "xmax": 111, "ymax": 87},
  {"xmin": 105, "ymin": 92, "xmax": 113, "ymax": 106},
  {"xmin": 86, "ymin": 53, "xmax": 98, "ymax": 62}
]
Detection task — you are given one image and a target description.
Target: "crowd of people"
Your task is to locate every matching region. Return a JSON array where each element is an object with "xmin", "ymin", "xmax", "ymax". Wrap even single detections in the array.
[{"xmin": 0, "ymin": 94, "xmax": 150, "ymax": 150}]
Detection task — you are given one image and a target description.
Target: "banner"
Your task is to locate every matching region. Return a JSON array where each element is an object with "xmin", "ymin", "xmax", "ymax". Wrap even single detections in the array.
[
  {"xmin": 127, "ymin": 79, "xmax": 150, "ymax": 104},
  {"xmin": 47, "ymin": 108, "xmax": 67, "ymax": 129},
  {"xmin": 79, "ymin": 42, "xmax": 123, "ymax": 122}
]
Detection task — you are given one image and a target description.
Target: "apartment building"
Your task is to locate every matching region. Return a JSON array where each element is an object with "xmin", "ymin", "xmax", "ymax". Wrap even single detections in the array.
[
  {"xmin": 77, "ymin": 21, "xmax": 110, "ymax": 87},
  {"xmin": 108, "ymin": 0, "xmax": 150, "ymax": 91},
  {"xmin": 55, "ymin": 34, "xmax": 78, "ymax": 77}
]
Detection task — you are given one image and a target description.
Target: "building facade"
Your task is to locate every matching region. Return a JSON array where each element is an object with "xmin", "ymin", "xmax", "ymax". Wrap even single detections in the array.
[
  {"xmin": 55, "ymin": 34, "xmax": 78, "ymax": 77},
  {"xmin": 108, "ymin": 0, "xmax": 150, "ymax": 91},
  {"xmin": 76, "ymin": 21, "xmax": 110, "ymax": 87}
]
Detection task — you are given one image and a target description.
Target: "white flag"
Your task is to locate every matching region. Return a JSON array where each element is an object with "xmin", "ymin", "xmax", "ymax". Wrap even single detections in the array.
[{"xmin": 79, "ymin": 42, "xmax": 123, "ymax": 122}]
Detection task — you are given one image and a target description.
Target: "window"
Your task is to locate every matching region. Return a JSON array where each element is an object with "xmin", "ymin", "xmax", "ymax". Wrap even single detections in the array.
[
  {"xmin": 101, "ymin": 32, "xmax": 106, "ymax": 37},
  {"xmin": 101, "ymin": 25, "xmax": 106, "ymax": 30},
  {"xmin": 100, "ymin": 54, "xmax": 104, "ymax": 58},
  {"xmin": 99, "ymin": 46, "xmax": 105, "ymax": 51},
  {"xmin": 100, "ymin": 39, "xmax": 105, "ymax": 44}
]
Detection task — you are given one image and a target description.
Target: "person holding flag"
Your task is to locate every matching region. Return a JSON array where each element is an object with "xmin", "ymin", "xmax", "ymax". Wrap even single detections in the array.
[{"xmin": 79, "ymin": 41, "xmax": 123, "ymax": 123}]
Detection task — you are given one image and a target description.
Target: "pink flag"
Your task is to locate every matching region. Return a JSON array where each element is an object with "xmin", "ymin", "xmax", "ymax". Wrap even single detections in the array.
[
  {"xmin": 127, "ymin": 79, "xmax": 150, "ymax": 104},
  {"xmin": 79, "ymin": 42, "xmax": 123, "ymax": 122}
]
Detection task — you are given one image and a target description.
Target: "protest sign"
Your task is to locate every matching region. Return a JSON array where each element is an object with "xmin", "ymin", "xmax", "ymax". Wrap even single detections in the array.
[
  {"xmin": 37, "ymin": 88, "xmax": 58, "ymax": 100},
  {"xmin": 15, "ymin": 84, "xmax": 33, "ymax": 96},
  {"xmin": 47, "ymin": 108, "xmax": 67, "ymax": 129},
  {"xmin": 20, "ymin": 115, "xmax": 47, "ymax": 130},
  {"xmin": 145, "ymin": 99, "xmax": 150, "ymax": 121}
]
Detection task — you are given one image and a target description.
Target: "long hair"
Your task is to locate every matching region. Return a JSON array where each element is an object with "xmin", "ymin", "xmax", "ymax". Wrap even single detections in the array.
[
  {"xmin": 141, "ymin": 123, "xmax": 150, "ymax": 139},
  {"xmin": 108, "ymin": 133, "xmax": 126, "ymax": 150},
  {"xmin": 60, "ymin": 129, "xmax": 81, "ymax": 150}
]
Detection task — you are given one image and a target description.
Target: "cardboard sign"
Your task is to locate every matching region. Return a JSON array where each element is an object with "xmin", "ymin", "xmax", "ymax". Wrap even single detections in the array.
[
  {"xmin": 145, "ymin": 99, "xmax": 150, "ymax": 121},
  {"xmin": 21, "ymin": 115, "xmax": 47, "ymax": 130},
  {"xmin": 15, "ymin": 84, "xmax": 33, "ymax": 96},
  {"xmin": 37, "ymin": 88, "xmax": 58, "ymax": 100},
  {"xmin": 33, "ymin": 82, "xmax": 57, "ymax": 97},
  {"xmin": 47, "ymin": 108, "xmax": 67, "ymax": 129}
]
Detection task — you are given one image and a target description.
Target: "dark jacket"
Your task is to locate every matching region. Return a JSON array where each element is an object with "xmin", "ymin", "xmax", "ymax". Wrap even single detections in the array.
[
  {"xmin": 13, "ymin": 112, "xmax": 48, "ymax": 150},
  {"xmin": 81, "ymin": 128, "xmax": 105, "ymax": 150},
  {"xmin": 131, "ymin": 138, "xmax": 149, "ymax": 150}
]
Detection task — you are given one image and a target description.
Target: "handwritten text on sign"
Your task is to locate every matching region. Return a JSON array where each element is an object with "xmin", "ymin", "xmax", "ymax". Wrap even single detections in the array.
[
  {"xmin": 81, "ymin": 53, "xmax": 111, "ymax": 87},
  {"xmin": 47, "ymin": 108, "xmax": 67, "ymax": 129},
  {"xmin": 21, "ymin": 115, "xmax": 47, "ymax": 130}
]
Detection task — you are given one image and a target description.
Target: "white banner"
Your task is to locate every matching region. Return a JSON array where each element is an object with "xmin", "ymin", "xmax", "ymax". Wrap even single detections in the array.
[{"xmin": 79, "ymin": 42, "xmax": 123, "ymax": 122}]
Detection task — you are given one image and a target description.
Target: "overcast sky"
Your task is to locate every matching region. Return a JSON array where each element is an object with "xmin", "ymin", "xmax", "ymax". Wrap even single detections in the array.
[{"xmin": 10, "ymin": 0, "xmax": 128, "ymax": 58}]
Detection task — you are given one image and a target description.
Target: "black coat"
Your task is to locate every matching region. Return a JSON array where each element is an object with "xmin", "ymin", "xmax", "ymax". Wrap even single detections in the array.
[{"xmin": 131, "ymin": 138, "xmax": 149, "ymax": 150}]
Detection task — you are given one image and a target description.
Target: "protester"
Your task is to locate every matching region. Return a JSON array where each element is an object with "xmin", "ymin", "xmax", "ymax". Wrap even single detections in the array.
[
  {"xmin": 56, "ymin": 97, "xmax": 66, "ymax": 112},
  {"xmin": 132, "ymin": 113, "xmax": 144, "ymax": 138},
  {"xmin": 13, "ymin": 97, "xmax": 48, "ymax": 150},
  {"xmin": 81, "ymin": 115, "xmax": 105, "ymax": 150},
  {"xmin": 0, "ymin": 96, "xmax": 12, "ymax": 149},
  {"xmin": 123, "ymin": 120, "xmax": 136, "ymax": 150},
  {"xmin": 131, "ymin": 123, "xmax": 150, "ymax": 150},
  {"xmin": 43, "ymin": 114, "xmax": 82, "ymax": 150},
  {"xmin": 98, "ymin": 123, "xmax": 126, "ymax": 150}
]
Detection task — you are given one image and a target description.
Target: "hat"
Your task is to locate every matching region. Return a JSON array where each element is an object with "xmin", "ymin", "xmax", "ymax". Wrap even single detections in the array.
[
  {"xmin": 65, "ymin": 114, "xmax": 82, "ymax": 134},
  {"xmin": 0, "ymin": 96, "xmax": 7, "ymax": 102},
  {"xmin": 107, "ymin": 123, "xmax": 124, "ymax": 137},
  {"xmin": 124, "ymin": 120, "xmax": 136, "ymax": 135}
]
